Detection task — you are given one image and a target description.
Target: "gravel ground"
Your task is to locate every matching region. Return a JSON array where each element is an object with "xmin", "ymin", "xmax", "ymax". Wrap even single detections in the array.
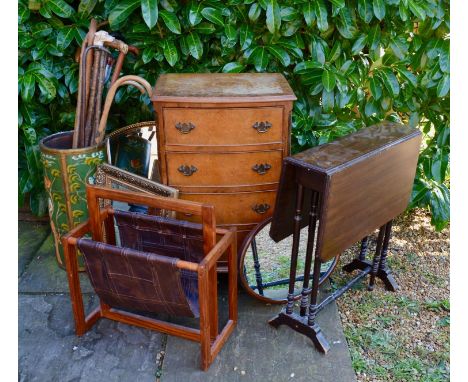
[{"xmin": 242, "ymin": 208, "xmax": 449, "ymax": 381}]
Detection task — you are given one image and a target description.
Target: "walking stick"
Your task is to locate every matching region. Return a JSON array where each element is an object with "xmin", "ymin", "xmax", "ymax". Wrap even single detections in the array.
[{"xmin": 93, "ymin": 75, "xmax": 153, "ymax": 145}]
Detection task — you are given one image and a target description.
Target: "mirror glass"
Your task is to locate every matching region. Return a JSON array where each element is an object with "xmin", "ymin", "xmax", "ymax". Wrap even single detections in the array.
[{"xmin": 107, "ymin": 122, "xmax": 160, "ymax": 181}]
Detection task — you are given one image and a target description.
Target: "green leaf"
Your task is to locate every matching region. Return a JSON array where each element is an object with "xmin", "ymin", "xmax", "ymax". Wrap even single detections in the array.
[
  {"xmin": 408, "ymin": 0, "xmax": 426, "ymax": 20},
  {"xmin": 160, "ymin": 0, "xmax": 177, "ymax": 12},
  {"xmin": 267, "ymin": 46, "xmax": 290, "ymax": 67},
  {"xmin": 358, "ymin": 0, "xmax": 373, "ymax": 23},
  {"xmin": 321, "ymin": 89, "xmax": 334, "ymax": 112},
  {"xmin": 239, "ymin": 25, "xmax": 253, "ymax": 50},
  {"xmin": 330, "ymin": 0, "xmax": 345, "ymax": 9},
  {"xmin": 437, "ymin": 74, "xmax": 450, "ymax": 97},
  {"xmin": 46, "ymin": 0, "xmax": 75, "ymax": 18},
  {"xmin": 142, "ymin": 47, "xmax": 155, "ymax": 63},
  {"xmin": 379, "ymin": 68, "xmax": 400, "ymax": 96},
  {"xmin": 32, "ymin": 22, "xmax": 53, "ymax": 38},
  {"xmin": 251, "ymin": 46, "xmax": 269, "ymax": 72},
  {"xmin": 439, "ymin": 49, "xmax": 449, "ymax": 73},
  {"xmin": 160, "ymin": 10, "xmax": 181, "ymax": 34},
  {"xmin": 222, "ymin": 62, "xmax": 245, "ymax": 73},
  {"xmin": 351, "ymin": 34, "xmax": 367, "ymax": 55},
  {"xmin": 201, "ymin": 7, "xmax": 224, "ymax": 26},
  {"xmin": 372, "ymin": 0, "xmax": 385, "ymax": 21},
  {"xmin": 248, "ymin": 3, "xmax": 261, "ymax": 22},
  {"xmin": 23, "ymin": 126, "xmax": 37, "ymax": 145},
  {"xmin": 39, "ymin": 2, "xmax": 53, "ymax": 18},
  {"xmin": 48, "ymin": 43, "xmax": 65, "ymax": 61},
  {"xmin": 266, "ymin": 0, "xmax": 281, "ymax": 34},
  {"xmin": 193, "ymin": 22, "xmax": 216, "ymax": 34},
  {"xmin": 322, "ymin": 69, "xmax": 336, "ymax": 92},
  {"xmin": 399, "ymin": 2, "xmax": 409, "ymax": 21},
  {"xmin": 294, "ymin": 61, "xmax": 323, "ymax": 74},
  {"xmin": 429, "ymin": 183, "xmax": 450, "ymax": 231},
  {"xmin": 301, "ymin": 70, "xmax": 323, "ymax": 86},
  {"xmin": 337, "ymin": 8, "xmax": 357, "ymax": 39},
  {"xmin": 390, "ymin": 36, "xmax": 409, "ymax": 60},
  {"xmin": 19, "ymin": 171, "xmax": 33, "ymax": 196},
  {"xmin": 21, "ymin": 73, "xmax": 35, "ymax": 102},
  {"xmin": 225, "ymin": 24, "xmax": 237, "ymax": 41},
  {"xmin": 364, "ymin": 97, "xmax": 379, "ymax": 116},
  {"xmin": 328, "ymin": 41, "xmax": 341, "ymax": 63},
  {"xmin": 56, "ymin": 26, "xmax": 75, "ymax": 50},
  {"xmin": 186, "ymin": 32, "xmax": 203, "ymax": 59},
  {"xmin": 280, "ymin": 6, "xmax": 299, "ymax": 22},
  {"xmin": 368, "ymin": 24, "xmax": 381, "ymax": 52},
  {"xmin": 141, "ymin": 0, "xmax": 159, "ymax": 29},
  {"xmin": 35, "ymin": 73, "xmax": 57, "ymax": 101},
  {"xmin": 431, "ymin": 149, "xmax": 449, "ymax": 183},
  {"xmin": 395, "ymin": 67, "xmax": 418, "ymax": 88},
  {"xmin": 78, "ymin": 0, "xmax": 97, "ymax": 16},
  {"xmin": 303, "ymin": 2, "xmax": 315, "ymax": 27},
  {"xmin": 314, "ymin": 0, "xmax": 328, "ymax": 32},
  {"xmin": 189, "ymin": 1, "xmax": 203, "ymax": 26},
  {"xmin": 162, "ymin": 40, "xmax": 179, "ymax": 66},
  {"xmin": 369, "ymin": 77, "xmax": 382, "ymax": 100},
  {"xmin": 19, "ymin": 4, "xmax": 31, "ymax": 23},
  {"xmin": 109, "ymin": 0, "xmax": 140, "ymax": 28},
  {"xmin": 437, "ymin": 124, "xmax": 450, "ymax": 147}
]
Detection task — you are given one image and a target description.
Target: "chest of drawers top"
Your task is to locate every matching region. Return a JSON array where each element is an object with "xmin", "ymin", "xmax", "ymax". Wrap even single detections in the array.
[{"xmin": 151, "ymin": 73, "xmax": 296, "ymax": 104}]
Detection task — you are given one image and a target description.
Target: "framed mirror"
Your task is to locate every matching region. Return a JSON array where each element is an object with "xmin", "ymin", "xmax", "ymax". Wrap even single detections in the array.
[
  {"xmin": 93, "ymin": 163, "xmax": 178, "ymax": 218},
  {"xmin": 106, "ymin": 121, "xmax": 160, "ymax": 182},
  {"xmin": 239, "ymin": 218, "xmax": 338, "ymax": 304}
]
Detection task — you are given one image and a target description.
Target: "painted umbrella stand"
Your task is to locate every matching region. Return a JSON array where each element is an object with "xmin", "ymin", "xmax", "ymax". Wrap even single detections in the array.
[{"xmin": 268, "ymin": 122, "xmax": 422, "ymax": 353}]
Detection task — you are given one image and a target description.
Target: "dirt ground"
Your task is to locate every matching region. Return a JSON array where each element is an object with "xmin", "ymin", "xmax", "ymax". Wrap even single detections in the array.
[{"xmin": 334, "ymin": 208, "xmax": 450, "ymax": 381}]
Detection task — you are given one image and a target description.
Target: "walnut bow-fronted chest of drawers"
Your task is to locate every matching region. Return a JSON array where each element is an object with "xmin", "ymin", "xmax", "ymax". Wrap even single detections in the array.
[{"xmin": 151, "ymin": 73, "xmax": 296, "ymax": 269}]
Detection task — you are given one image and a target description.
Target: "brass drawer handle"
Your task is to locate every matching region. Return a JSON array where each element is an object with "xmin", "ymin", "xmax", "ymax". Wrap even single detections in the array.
[
  {"xmin": 175, "ymin": 122, "xmax": 195, "ymax": 134},
  {"xmin": 252, "ymin": 163, "xmax": 271, "ymax": 175},
  {"xmin": 252, "ymin": 121, "xmax": 272, "ymax": 133},
  {"xmin": 252, "ymin": 203, "xmax": 270, "ymax": 214},
  {"xmin": 178, "ymin": 165, "xmax": 197, "ymax": 176}
]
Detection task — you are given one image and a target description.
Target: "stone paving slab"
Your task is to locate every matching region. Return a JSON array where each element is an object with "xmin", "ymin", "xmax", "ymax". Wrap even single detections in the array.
[
  {"xmin": 19, "ymin": 294, "xmax": 164, "ymax": 382},
  {"xmin": 18, "ymin": 221, "xmax": 50, "ymax": 277},
  {"xmin": 161, "ymin": 291, "xmax": 356, "ymax": 382},
  {"xmin": 19, "ymin": 234, "xmax": 93, "ymax": 294},
  {"xmin": 18, "ymin": 221, "xmax": 357, "ymax": 382}
]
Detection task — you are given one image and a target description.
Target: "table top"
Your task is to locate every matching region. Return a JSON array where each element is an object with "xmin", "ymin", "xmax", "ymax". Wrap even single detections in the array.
[
  {"xmin": 289, "ymin": 122, "xmax": 420, "ymax": 173},
  {"xmin": 269, "ymin": 123, "xmax": 422, "ymax": 261},
  {"xmin": 152, "ymin": 73, "xmax": 297, "ymax": 103}
]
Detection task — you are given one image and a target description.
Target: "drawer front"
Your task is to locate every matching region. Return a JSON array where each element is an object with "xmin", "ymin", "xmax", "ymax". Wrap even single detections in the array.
[
  {"xmin": 167, "ymin": 151, "xmax": 282, "ymax": 187},
  {"xmin": 164, "ymin": 107, "xmax": 283, "ymax": 145},
  {"xmin": 178, "ymin": 191, "xmax": 277, "ymax": 225}
]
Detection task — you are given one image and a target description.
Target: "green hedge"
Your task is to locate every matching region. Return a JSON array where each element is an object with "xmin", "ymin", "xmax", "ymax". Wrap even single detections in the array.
[{"xmin": 18, "ymin": 0, "xmax": 449, "ymax": 230}]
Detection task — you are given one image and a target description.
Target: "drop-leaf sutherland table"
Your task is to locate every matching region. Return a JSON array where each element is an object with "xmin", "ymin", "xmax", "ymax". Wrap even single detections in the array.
[{"xmin": 268, "ymin": 122, "xmax": 422, "ymax": 352}]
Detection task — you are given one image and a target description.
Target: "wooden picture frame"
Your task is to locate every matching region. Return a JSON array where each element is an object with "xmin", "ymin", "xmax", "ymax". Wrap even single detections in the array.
[{"xmin": 93, "ymin": 163, "xmax": 179, "ymax": 217}]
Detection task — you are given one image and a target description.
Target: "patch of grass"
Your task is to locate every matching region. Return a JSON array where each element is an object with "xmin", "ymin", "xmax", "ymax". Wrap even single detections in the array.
[
  {"xmin": 436, "ymin": 316, "xmax": 450, "ymax": 327},
  {"xmin": 392, "ymin": 357, "xmax": 426, "ymax": 381},
  {"xmin": 423, "ymin": 299, "xmax": 450, "ymax": 312},
  {"xmin": 349, "ymin": 348, "xmax": 368, "ymax": 374}
]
